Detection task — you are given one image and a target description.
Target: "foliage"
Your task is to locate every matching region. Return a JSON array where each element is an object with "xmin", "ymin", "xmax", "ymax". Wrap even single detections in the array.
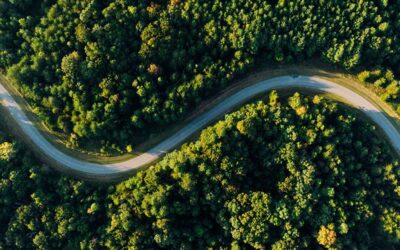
[
  {"xmin": 317, "ymin": 224, "xmax": 337, "ymax": 248},
  {"xmin": 0, "ymin": 141, "xmax": 15, "ymax": 161},
  {"xmin": 357, "ymin": 68, "xmax": 400, "ymax": 112},
  {"xmin": 0, "ymin": 133, "xmax": 108, "ymax": 249}
]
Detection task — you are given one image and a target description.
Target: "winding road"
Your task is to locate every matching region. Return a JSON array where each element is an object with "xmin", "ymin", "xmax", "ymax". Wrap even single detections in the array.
[{"xmin": 1, "ymin": 75, "xmax": 400, "ymax": 175}]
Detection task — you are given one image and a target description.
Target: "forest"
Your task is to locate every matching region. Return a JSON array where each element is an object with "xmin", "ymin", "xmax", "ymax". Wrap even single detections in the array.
[
  {"xmin": 1, "ymin": 0, "xmax": 400, "ymax": 152},
  {"xmin": 1, "ymin": 93, "xmax": 399, "ymax": 249}
]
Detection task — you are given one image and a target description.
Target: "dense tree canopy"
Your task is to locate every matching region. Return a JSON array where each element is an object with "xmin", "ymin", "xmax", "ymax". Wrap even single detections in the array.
[
  {"xmin": 358, "ymin": 68, "xmax": 400, "ymax": 112},
  {"xmin": 1, "ymin": 93, "xmax": 399, "ymax": 249},
  {"xmin": 1, "ymin": 0, "xmax": 400, "ymax": 151},
  {"xmin": 0, "ymin": 133, "xmax": 108, "ymax": 249}
]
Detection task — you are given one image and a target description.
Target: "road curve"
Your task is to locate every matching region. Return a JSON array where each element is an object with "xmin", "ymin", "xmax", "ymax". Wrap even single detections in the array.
[{"xmin": 1, "ymin": 75, "xmax": 400, "ymax": 175}]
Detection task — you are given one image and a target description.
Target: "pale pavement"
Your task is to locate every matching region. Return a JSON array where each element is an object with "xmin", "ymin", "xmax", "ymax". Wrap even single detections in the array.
[{"xmin": 1, "ymin": 76, "xmax": 399, "ymax": 175}]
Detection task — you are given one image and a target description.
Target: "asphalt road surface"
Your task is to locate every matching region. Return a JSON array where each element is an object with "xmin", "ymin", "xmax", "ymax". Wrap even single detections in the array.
[{"xmin": 1, "ymin": 76, "xmax": 399, "ymax": 175}]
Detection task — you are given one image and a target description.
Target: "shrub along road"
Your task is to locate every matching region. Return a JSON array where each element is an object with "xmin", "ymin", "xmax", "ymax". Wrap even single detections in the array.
[{"xmin": 1, "ymin": 75, "xmax": 399, "ymax": 176}]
